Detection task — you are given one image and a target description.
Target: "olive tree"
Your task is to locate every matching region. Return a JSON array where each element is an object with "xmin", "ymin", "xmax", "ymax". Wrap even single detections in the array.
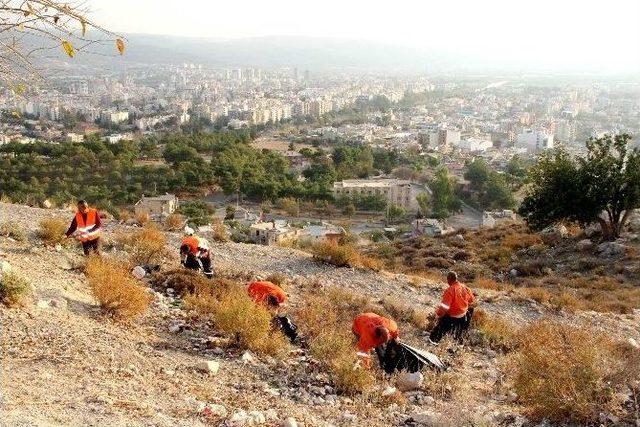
[{"xmin": 520, "ymin": 134, "xmax": 639, "ymax": 240}]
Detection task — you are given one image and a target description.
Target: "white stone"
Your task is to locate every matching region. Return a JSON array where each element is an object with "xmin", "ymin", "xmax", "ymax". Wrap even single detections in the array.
[
  {"xmin": 36, "ymin": 300, "xmax": 51, "ymax": 309},
  {"xmin": 132, "ymin": 266, "xmax": 146, "ymax": 279},
  {"xmin": 382, "ymin": 386, "xmax": 397, "ymax": 397},
  {"xmin": 248, "ymin": 411, "xmax": 266, "ymax": 424},
  {"xmin": 0, "ymin": 260, "xmax": 11, "ymax": 275},
  {"xmin": 195, "ymin": 360, "xmax": 219, "ymax": 374},
  {"xmin": 282, "ymin": 417, "xmax": 298, "ymax": 427},
  {"xmin": 628, "ymin": 338, "xmax": 640, "ymax": 350},
  {"xmin": 396, "ymin": 371, "xmax": 423, "ymax": 392},
  {"xmin": 241, "ymin": 351, "xmax": 255, "ymax": 363}
]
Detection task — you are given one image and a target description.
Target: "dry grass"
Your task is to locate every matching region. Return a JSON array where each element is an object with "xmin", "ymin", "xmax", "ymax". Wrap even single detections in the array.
[
  {"xmin": 517, "ymin": 286, "xmax": 552, "ymax": 304},
  {"xmin": 116, "ymin": 225, "xmax": 168, "ymax": 266},
  {"xmin": 265, "ymin": 272, "xmax": 287, "ymax": 286},
  {"xmin": 37, "ymin": 218, "xmax": 68, "ymax": 246},
  {"xmin": 550, "ymin": 291, "xmax": 583, "ymax": 312},
  {"xmin": 211, "ymin": 220, "xmax": 230, "ymax": 242},
  {"xmin": 0, "ymin": 270, "xmax": 31, "ymax": 306},
  {"xmin": 381, "ymin": 296, "xmax": 429, "ymax": 329},
  {"xmin": 472, "ymin": 277, "xmax": 504, "ymax": 291},
  {"xmin": 510, "ymin": 321, "xmax": 630, "ymax": 423},
  {"xmin": 207, "ymin": 285, "xmax": 289, "ymax": 357},
  {"xmin": 472, "ymin": 309, "xmax": 519, "ymax": 351},
  {"xmin": 0, "ymin": 220, "xmax": 27, "ymax": 241},
  {"xmin": 150, "ymin": 268, "xmax": 215, "ymax": 296},
  {"xmin": 295, "ymin": 291, "xmax": 376, "ymax": 394},
  {"xmin": 311, "ymin": 241, "xmax": 382, "ymax": 271},
  {"xmin": 164, "ymin": 213, "xmax": 185, "ymax": 231},
  {"xmin": 85, "ymin": 255, "xmax": 152, "ymax": 320},
  {"xmin": 135, "ymin": 212, "xmax": 150, "ymax": 226}
]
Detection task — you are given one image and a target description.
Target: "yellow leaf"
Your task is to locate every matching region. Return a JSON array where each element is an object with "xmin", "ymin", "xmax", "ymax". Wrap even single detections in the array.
[
  {"xmin": 15, "ymin": 83, "xmax": 26, "ymax": 95},
  {"xmin": 80, "ymin": 19, "xmax": 86, "ymax": 36},
  {"xmin": 116, "ymin": 38, "xmax": 125, "ymax": 55},
  {"xmin": 17, "ymin": 23, "xmax": 24, "ymax": 31},
  {"xmin": 62, "ymin": 40, "xmax": 74, "ymax": 58}
]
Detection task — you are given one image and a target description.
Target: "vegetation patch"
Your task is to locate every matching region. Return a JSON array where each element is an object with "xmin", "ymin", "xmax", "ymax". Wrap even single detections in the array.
[
  {"xmin": 116, "ymin": 224, "xmax": 168, "ymax": 266},
  {"xmin": 85, "ymin": 255, "xmax": 152, "ymax": 320},
  {"xmin": 37, "ymin": 218, "xmax": 68, "ymax": 246},
  {"xmin": 0, "ymin": 270, "xmax": 31, "ymax": 306},
  {"xmin": 0, "ymin": 220, "xmax": 27, "ymax": 241}
]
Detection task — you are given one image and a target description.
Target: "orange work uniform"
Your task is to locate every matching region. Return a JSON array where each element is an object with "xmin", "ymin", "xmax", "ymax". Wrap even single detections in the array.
[
  {"xmin": 247, "ymin": 281, "xmax": 287, "ymax": 306},
  {"xmin": 352, "ymin": 313, "xmax": 399, "ymax": 353},
  {"xmin": 435, "ymin": 281, "xmax": 476, "ymax": 318}
]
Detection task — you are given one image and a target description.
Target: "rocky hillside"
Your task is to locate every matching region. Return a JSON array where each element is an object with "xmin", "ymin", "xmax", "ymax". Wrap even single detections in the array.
[{"xmin": 1, "ymin": 202, "xmax": 639, "ymax": 427}]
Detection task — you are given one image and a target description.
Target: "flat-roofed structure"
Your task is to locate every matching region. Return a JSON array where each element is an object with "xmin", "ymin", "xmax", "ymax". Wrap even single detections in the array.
[{"xmin": 333, "ymin": 178, "xmax": 413, "ymax": 210}]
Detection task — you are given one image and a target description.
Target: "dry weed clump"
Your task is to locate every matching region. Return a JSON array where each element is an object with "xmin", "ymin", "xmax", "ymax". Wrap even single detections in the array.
[
  {"xmin": 265, "ymin": 272, "xmax": 287, "ymax": 286},
  {"xmin": 296, "ymin": 291, "xmax": 376, "ymax": 394},
  {"xmin": 37, "ymin": 218, "xmax": 68, "ymax": 246},
  {"xmin": 0, "ymin": 220, "xmax": 27, "ymax": 241},
  {"xmin": 471, "ymin": 309, "xmax": 519, "ymax": 351},
  {"xmin": 517, "ymin": 286, "xmax": 552, "ymax": 304},
  {"xmin": 472, "ymin": 277, "xmax": 503, "ymax": 291},
  {"xmin": 135, "ymin": 212, "xmax": 150, "ymax": 226},
  {"xmin": 550, "ymin": 291, "xmax": 583, "ymax": 312},
  {"xmin": 116, "ymin": 225, "xmax": 168, "ymax": 266},
  {"xmin": 311, "ymin": 241, "xmax": 382, "ymax": 271},
  {"xmin": 150, "ymin": 268, "xmax": 214, "ymax": 296},
  {"xmin": 209, "ymin": 286, "xmax": 289, "ymax": 357},
  {"xmin": 164, "ymin": 213, "xmax": 185, "ymax": 231},
  {"xmin": 85, "ymin": 255, "xmax": 152, "ymax": 320},
  {"xmin": 510, "ymin": 321, "xmax": 627, "ymax": 423},
  {"xmin": 211, "ymin": 220, "xmax": 230, "ymax": 242},
  {"xmin": 0, "ymin": 270, "xmax": 31, "ymax": 306},
  {"xmin": 381, "ymin": 297, "xmax": 429, "ymax": 329}
]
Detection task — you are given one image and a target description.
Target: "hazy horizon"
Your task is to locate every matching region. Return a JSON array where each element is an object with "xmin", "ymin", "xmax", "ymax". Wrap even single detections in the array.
[{"xmin": 88, "ymin": 0, "xmax": 640, "ymax": 74}]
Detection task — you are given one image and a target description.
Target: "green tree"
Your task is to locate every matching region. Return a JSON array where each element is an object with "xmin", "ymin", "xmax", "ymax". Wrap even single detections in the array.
[
  {"xmin": 343, "ymin": 203, "xmax": 356, "ymax": 218},
  {"xmin": 177, "ymin": 201, "xmax": 215, "ymax": 226},
  {"xmin": 416, "ymin": 192, "xmax": 430, "ymax": 217},
  {"xmin": 386, "ymin": 204, "xmax": 406, "ymax": 222},
  {"xmin": 520, "ymin": 134, "xmax": 639, "ymax": 240},
  {"xmin": 464, "ymin": 158, "xmax": 490, "ymax": 191},
  {"xmin": 430, "ymin": 168, "xmax": 460, "ymax": 218}
]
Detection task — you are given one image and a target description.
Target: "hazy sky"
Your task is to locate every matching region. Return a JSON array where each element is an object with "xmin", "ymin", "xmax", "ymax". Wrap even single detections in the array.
[{"xmin": 90, "ymin": 0, "xmax": 640, "ymax": 72}]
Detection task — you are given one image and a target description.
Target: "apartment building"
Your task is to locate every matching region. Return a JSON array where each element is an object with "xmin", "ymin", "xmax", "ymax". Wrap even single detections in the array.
[{"xmin": 333, "ymin": 178, "xmax": 414, "ymax": 210}]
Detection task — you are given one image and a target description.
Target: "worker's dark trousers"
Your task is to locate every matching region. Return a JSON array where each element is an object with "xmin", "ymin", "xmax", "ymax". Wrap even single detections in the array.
[
  {"xmin": 183, "ymin": 253, "xmax": 213, "ymax": 279},
  {"xmin": 81, "ymin": 238, "xmax": 100, "ymax": 256},
  {"xmin": 429, "ymin": 308, "xmax": 474, "ymax": 343}
]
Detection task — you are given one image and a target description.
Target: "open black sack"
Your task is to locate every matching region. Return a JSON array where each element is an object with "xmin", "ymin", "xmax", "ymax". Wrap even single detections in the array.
[{"xmin": 375, "ymin": 340, "xmax": 445, "ymax": 374}]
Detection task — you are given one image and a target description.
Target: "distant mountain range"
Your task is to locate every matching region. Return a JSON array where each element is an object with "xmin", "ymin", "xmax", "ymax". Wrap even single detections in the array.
[{"xmin": 35, "ymin": 34, "xmax": 640, "ymax": 76}]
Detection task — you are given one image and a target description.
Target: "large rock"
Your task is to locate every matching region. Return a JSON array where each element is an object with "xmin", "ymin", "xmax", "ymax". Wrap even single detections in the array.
[
  {"xmin": 396, "ymin": 371, "xmax": 423, "ymax": 392},
  {"xmin": 195, "ymin": 360, "xmax": 219, "ymax": 374},
  {"xmin": 576, "ymin": 239, "xmax": 594, "ymax": 251},
  {"xmin": 540, "ymin": 224, "xmax": 568, "ymax": 245},
  {"xmin": 597, "ymin": 241, "xmax": 628, "ymax": 257}
]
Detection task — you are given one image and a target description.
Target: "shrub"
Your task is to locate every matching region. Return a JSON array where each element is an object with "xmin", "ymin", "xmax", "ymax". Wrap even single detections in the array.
[
  {"xmin": 421, "ymin": 257, "xmax": 454, "ymax": 269},
  {"xmin": 0, "ymin": 270, "xmax": 31, "ymax": 306},
  {"xmin": 311, "ymin": 241, "xmax": 381, "ymax": 271},
  {"xmin": 37, "ymin": 218, "xmax": 68, "ymax": 246},
  {"xmin": 116, "ymin": 225, "xmax": 168, "ymax": 266},
  {"xmin": 210, "ymin": 286, "xmax": 289, "ymax": 356},
  {"xmin": 511, "ymin": 321, "xmax": 620, "ymax": 423},
  {"xmin": 0, "ymin": 221, "xmax": 27, "ymax": 241},
  {"xmin": 85, "ymin": 256, "xmax": 152, "ymax": 319},
  {"xmin": 211, "ymin": 220, "xmax": 230, "ymax": 242},
  {"xmin": 135, "ymin": 212, "xmax": 150, "ymax": 226},
  {"xmin": 472, "ymin": 309, "xmax": 518, "ymax": 351},
  {"xmin": 164, "ymin": 213, "xmax": 185, "ymax": 231},
  {"xmin": 472, "ymin": 277, "xmax": 502, "ymax": 291},
  {"xmin": 296, "ymin": 291, "xmax": 376, "ymax": 394},
  {"xmin": 551, "ymin": 291, "xmax": 583, "ymax": 312},
  {"xmin": 150, "ymin": 268, "xmax": 220, "ymax": 296}
]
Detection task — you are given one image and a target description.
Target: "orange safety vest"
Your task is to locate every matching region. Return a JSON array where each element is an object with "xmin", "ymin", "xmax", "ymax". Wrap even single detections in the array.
[
  {"xmin": 436, "ymin": 282, "xmax": 476, "ymax": 318},
  {"xmin": 352, "ymin": 313, "xmax": 399, "ymax": 353},
  {"xmin": 181, "ymin": 236, "xmax": 200, "ymax": 255},
  {"xmin": 75, "ymin": 209, "xmax": 101, "ymax": 242},
  {"xmin": 247, "ymin": 281, "xmax": 287, "ymax": 306}
]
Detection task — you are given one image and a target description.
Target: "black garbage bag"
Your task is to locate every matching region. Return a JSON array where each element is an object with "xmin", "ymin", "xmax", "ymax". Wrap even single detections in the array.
[
  {"xmin": 375, "ymin": 340, "xmax": 444, "ymax": 374},
  {"xmin": 272, "ymin": 315, "xmax": 299, "ymax": 344}
]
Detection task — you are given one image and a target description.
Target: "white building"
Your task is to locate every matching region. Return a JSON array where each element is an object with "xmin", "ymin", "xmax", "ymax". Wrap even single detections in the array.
[
  {"xmin": 516, "ymin": 130, "xmax": 554, "ymax": 152},
  {"xmin": 101, "ymin": 110, "xmax": 129, "ymax": 125},
  {"xmin": 457, "ymin": 137, "xmax": 493, "ymax": 152},
  {"xmin": 333, "ymin": 178, "xmax": 414, "ymax": 210}
]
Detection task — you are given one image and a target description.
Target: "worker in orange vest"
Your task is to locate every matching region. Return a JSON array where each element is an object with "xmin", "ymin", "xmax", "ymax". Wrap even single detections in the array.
[
  {"xmin": 180, "ymin": 226, "xmax": 213, "ymax": 278},
  {"xmin": 352, "ymin": 313, "xmax": 399, "ymax": 367},
  {"xmin": 247, "ymin": 280, "xmax": 287, "ymax": 309},
  {"xmin": 64, "ymin": 200, "xmax": 102, "ymax": 255},
  {"xmin": 429, "ymin": 271, "xmax": 476, "ymax": 344}
]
